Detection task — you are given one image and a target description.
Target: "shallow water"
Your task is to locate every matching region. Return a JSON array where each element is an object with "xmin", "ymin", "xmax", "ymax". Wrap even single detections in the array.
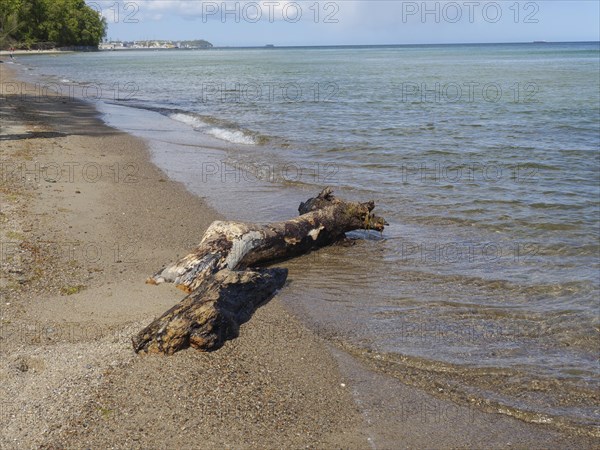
[{"xmin": 16, "ymin": 42, "xmax": 600, "ymax": 433}]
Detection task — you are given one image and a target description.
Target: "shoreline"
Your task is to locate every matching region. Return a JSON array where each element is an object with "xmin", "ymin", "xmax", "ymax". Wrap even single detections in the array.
[
  {"xmin": 0, "ymin": 63, "xmax": 365, "ymax": 448},
  {"xmin": 2, "ymin": 62, "xmax": 597, "ymax": 448},
  {"xmin": 0, "ymin": 50, "xmax": 75, "ymax": 57}
]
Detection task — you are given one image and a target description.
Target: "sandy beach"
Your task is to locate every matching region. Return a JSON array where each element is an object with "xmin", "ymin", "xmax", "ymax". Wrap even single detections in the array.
[
  {"xmin": 0, "ymin": 63, "xmax": 365, "ymax": 448},
  {"xmin": 1, "ymin": 62, "xmax": 598, "ymax": 449}
]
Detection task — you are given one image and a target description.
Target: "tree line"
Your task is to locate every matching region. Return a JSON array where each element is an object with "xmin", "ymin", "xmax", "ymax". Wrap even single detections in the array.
[{"xmin": 0, "ymin": 0, "xmax": 107, "ymax": 49}]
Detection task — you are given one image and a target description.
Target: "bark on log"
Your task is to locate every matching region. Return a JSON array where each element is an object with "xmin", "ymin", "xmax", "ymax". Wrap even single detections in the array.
[
  {"xmin": 133, "ymin": 268, "xmax": 287, "ymax": 354},
  {"xmin": 134, "ymin": 188, "xmax": 386, "ymax": 355},
  {"xmin": 147, "ymin": 188, "xmax": 386, "ymax": 293}
]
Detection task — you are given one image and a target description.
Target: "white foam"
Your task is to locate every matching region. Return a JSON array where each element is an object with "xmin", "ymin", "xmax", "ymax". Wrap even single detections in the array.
[
  {"xmin": 170, "ymin": 112, "xmax": 256, "ymax": 145},
  {"xmin": 206, "ymin": 127, "xmax": 256, "ymax": 145},
  {"xmin": 169, "ymin": 112, "xmax": 207, "ymax": 129}
]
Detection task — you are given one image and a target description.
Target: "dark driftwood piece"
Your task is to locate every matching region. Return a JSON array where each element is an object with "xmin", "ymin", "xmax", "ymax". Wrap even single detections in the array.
[
  {"xmin": 134, "ymin": 188, "xmax": 386, "ymax": 354},
  {"xmin": 132, "ymin": 268, "xmax": 287, "ymax": 354}
]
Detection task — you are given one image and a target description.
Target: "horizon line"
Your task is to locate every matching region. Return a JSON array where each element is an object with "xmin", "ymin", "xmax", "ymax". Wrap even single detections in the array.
[
  {"xmin": 213, "ymin": 40, "xmax": 599, "ymax": 48},
  {"xmin": 104, "ymin": 40, "xmax": 600, "ymax": 48}
]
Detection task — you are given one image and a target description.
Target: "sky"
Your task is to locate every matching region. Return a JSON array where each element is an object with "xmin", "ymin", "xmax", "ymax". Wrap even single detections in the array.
[{"xmin": 88, "ymin": 1, "xmax": 600, "ymax": 46}]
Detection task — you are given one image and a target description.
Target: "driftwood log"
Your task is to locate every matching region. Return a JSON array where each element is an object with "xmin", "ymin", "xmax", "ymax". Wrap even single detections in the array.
[
  {"xmin": 133, "ymin": 188, "xmax": 386, "ymax": 354},
  {"xmin": 132, "ymin": 268, "xmax": 287, "ymax": 354}
]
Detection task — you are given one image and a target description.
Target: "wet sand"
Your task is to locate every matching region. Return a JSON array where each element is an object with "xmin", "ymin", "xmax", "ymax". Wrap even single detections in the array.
[{"xmin": 1, "ymin": 63, "xmax": 597, "ymax": 449}]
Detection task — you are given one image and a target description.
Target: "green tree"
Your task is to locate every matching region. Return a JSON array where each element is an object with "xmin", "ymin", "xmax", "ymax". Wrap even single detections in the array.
[
  {"xmin": 14, "ymin": 0, "xmax": 47, "ymax": 46},
  {"xmin": 44, "ymin": 0, "xmax": 107, "ymax": 47},
  {"xmin": 0, "ymin": 0, "xmax": 22, "ymax": 48},
  {"xmin": 3, "ymin": 0, "xmax": 106, "ymax": 49}
]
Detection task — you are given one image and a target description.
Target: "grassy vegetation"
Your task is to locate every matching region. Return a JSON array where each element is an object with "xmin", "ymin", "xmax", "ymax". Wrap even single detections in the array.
[{"xmin": 60, "ymin": 284, "xmax": 87, "ymax": 296}]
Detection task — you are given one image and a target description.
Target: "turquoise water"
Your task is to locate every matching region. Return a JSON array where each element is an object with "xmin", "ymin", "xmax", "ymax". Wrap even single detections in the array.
[{"xmin": 16, "ymin": 43, "xmax": 600, "ymax": 432}]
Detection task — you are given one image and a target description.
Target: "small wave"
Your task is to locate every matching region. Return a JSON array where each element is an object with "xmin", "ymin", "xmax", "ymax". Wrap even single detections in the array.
[
  {"xmin": 169, "ymin": 112, "xmax": 207, "ymax": 129},
  {"xmin": 516, "ymin": 162, "xmax": 560, "ymax": 171},
  {"xmin": 168, "ymin": 111, "xmax": 258, "ymax": 145},
  {"xmin": 206, "ymin": 127, "xmax": 256, "ymax": 145},
  {"xmin": 336, "ymin": 340, "xmax": 600, "ymax": 436},
  {"xmin": 515, "ymin": 220, "xmax": 583, "ymax": 231},
  {"xmin": 530, "ymin": 202, "xmax": 584, "ymax": 210},
  {"xmin": 423, "ymin": 149, "xmax": 457, "ymax": 155}
]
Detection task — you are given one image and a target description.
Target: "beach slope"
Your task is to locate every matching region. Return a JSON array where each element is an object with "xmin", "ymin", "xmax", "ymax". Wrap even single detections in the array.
[{"xmin": 0, "ymin": 64, "xmax": 365, "ymax": 448}]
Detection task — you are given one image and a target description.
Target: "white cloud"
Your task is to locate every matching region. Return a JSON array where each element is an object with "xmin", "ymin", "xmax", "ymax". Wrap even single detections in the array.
[
  {"xmin": 89, "ymin": 1, "xmax": 354, "ymax": 23},
  {"xmin": 89, "ymin": 1, "xmax": 599, "ymax": 45}
]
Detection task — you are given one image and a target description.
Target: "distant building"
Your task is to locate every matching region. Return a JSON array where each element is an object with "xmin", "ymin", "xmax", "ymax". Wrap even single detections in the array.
[{"xmin": 99, "ymin": 39, "xmax": 213, "ymax": 51}]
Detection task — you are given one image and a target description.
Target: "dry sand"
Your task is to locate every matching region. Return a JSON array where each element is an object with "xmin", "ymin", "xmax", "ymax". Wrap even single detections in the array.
[{"xmin": 1, "ymin": 63, "xmax": 597, "ymax": 449}]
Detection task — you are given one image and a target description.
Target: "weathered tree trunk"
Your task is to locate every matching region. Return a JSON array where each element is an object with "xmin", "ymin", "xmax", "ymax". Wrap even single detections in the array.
[
  {"xmin": 133, "ymin": 268, "xmax": 287, "ymax": 354},
  {"xmin": 147, "ymin": 188, "xmax": 386, "ymax": 293},
  {"xmin": 134, "ymin": 188, "xmax": 386, "ymax": 355}
]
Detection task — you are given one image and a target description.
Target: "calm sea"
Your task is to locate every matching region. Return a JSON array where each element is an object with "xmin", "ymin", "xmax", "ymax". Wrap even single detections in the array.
[{"xmin": 15, "ymin": 42, "xmax": 600, "ymax": 433}]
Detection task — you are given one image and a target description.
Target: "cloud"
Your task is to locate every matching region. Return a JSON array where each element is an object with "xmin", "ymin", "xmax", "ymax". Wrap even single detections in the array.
[
  {"xmin": 88, "ymin": 1, "xmax": 600, "ymax": 45},
  {"xmin": 120, "ymin": 1, "xmax": 528, "ymax": 27},
  {"xmin": 89, "ymin": 1, "xmax": 352, "ymax": 23}
]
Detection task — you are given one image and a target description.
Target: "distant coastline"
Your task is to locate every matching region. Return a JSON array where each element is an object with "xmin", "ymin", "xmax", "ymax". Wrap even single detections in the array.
[
  {"xmin": 99, "ymin": 39, "xmax": 213, "ymax": 51},
  {"xmin": 3, "ymin": 41, "xmax": 598, "ymax": 56},
  {"xmin": 0, "ymin": 49, "xmax": 75, "ymax": 57}
]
